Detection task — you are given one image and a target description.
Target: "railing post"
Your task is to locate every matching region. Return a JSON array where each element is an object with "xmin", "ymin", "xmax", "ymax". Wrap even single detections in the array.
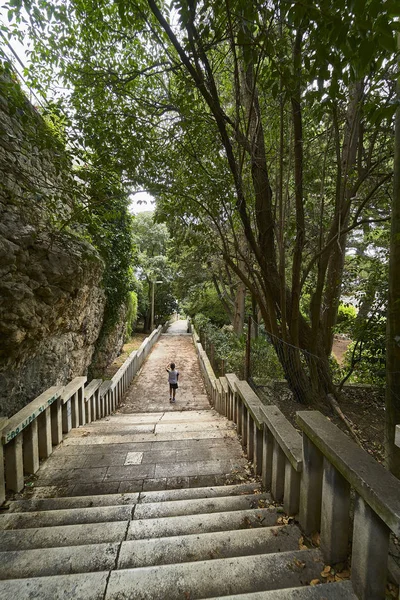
[
  {"xmin": 228, "ymin": 387, "xmax": 233, "ymax": 421},
  {"xmin": 86, "ymin": 395, "xmax": 92, "ymax": 424},
  {"xmin": 4, "ymin": 435, "xmax": 24, "ymax": 492},
  {"xmin": 78, "ymin": 386, "xmax": 86, "ymax": 426},
  {"xmin": 299, "ymin": 434, "xmax": 323, "ymax": 534},
  {"xmin": 51, "ymin": 397, "xmax": 63, "ymax": 446},
  {"xmin": 320, "ymin": 458, "xmax": 351, "ymax": 564},
  {"xmin": 271, "ymin": 438, "xmax": 285, "ymax": 502},
  {"xmin": 254, "ymin": 425, "xmax": 263, "ymax": 476},
  {"xmin": 38, "ymin": 407, "xmax": 52, "ymax": 459},
  {"xmin": 284, "ymin": 460, "xmax": 300, "ymax": 516},
  {"xmin": 351, "ymin": 494, "xmax": 390, "ymax": 599},
  {"xmin": 234, "ymin": 389, "xmax": 240, "ymax": 424},
  {"xmin": 23, "ymin": 420, "xmax": 39, "ymax": 474},
  {"xmin": 71, "ymin": 391, "xmax": 79, "ymax": 428},
  {"xmin": 62, "ymin": 398, "xmax": 72, "ymax": 434},
  {"xmin": 262, "ymin": 425, "xmax": 273, "ymax": 489},
  {"xmin": 241, "ymin": 405, "xmax": 248, "ymax": 450},
  {"xmin": 247, "ymin": 412, "xmax": 254, "ymax": 462},
  {"xmin": 96, "ymin": 388, "xmax": 102, "ymax": 418},
  {"xmin": 91, "ymin": 392, "xmax": 97, "ymax": 420}
]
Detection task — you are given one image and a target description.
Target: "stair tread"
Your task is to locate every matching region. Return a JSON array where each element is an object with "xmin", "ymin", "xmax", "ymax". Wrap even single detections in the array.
[
  {"xmin": 0, "ymin": 543, "xmax": 119, "ymax": 579},
  {"xmin": 0, "ymin": 571, "xmax": 109, "ymax": 600},
  {"xmin": 138, "ymin": 482, "xmax": 261, "ymax": 503},
  {"xmin": 133, "ymin": 493, "xmax": 270, "ymax": 519},
  {"xmin": 118, "ymin": 524, "xmax": 302, "ymax": 568},
  {"xmin": 3, "ymin": 483, "xmax": 261, "ymax": 514},
  {"xmin": 106, "ymin": 549, "xmax": 325, "ymax": 599},
  {"xmin": 3, "ymin": 493, "xmax": 139, "ymax": 513},
  {"xmin": 205, "ymin": 581, "xmax": 357, "ymax": 599},
  {"xmin": 128, "ymin": 507, "xmax": 279, "ymax": 539},
  {"xmin": 0, "ymin": 505, "xmax": 133, "ymax": 529},
  {"xmin": 0, "ymin": 521, "xmax": 128, "ymax": 551}
]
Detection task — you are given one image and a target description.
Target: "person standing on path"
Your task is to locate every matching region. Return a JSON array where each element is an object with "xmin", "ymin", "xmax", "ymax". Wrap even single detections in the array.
[{"xmin": 166, "ymin": 362, "xmax": 179, "ymax": 403}]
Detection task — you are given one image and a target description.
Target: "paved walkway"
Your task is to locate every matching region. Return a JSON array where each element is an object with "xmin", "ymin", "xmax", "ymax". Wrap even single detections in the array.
[
  {"xmin": 121, "ymin": 319, "xmax": 209, "ymax": 413},
  {"xmin": 24, "ymin": 321, "xmax": 249, "ymax": 499}
]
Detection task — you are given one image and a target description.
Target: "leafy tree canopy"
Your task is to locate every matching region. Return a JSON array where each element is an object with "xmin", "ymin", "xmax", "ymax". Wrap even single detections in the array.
[{"xmin": 5, "ymin": 0, "xmax": 399, "ymax": 408}]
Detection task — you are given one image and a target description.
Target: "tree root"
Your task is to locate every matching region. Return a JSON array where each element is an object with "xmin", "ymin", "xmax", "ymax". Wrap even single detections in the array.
[{"xmin": 326, "ymin": 393, "xmax": 363, "ymax": 447}]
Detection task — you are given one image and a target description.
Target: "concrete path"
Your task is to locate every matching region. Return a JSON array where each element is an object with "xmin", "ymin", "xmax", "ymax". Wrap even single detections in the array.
[
  {"xmin": 25, "ymin": 321, "xmax": 249, "ymax": 499},
  {"xmin": 121, "ymin": 319, "xmax": 209, "ymax": 413}
]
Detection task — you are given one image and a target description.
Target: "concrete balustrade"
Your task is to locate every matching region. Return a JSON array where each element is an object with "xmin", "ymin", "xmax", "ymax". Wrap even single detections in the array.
[
  {"xmin": 297, "ymin": 410, "xmax": 400, "ymax": 599},
  {"xmin": 1, "ymin": 386, "xmax": 63, "ymax": 493},
  {"xmin": 193, "ymin": 327, "xmax": 399, "ymax": 600},
  {"xmin": 84, "ymin": 379, "xmax": 103, "ymax": 421},
  {"xmin": 62, "ymin": 377, "xmax": 87, "ymax": 433},
  {"xmin": 0, "ymin": 324, "xmax": 166, "ymax": 501}
]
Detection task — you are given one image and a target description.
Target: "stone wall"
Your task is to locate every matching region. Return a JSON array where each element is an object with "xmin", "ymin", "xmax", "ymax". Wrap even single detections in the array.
[
  {"xmin": 0, "ymin": 71, "xmax": 110, "ymax": 416},
  {"xmin": 89, "ymin": 303, "xmax": 128, "ymax": 378}
]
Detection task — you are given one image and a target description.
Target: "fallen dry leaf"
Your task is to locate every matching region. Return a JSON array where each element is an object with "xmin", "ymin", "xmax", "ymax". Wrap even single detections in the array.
[
  {"xmin": 321, "ymin": 565, "xmax": 332, "ymax": 578},
  {"xmin": 335, "ymin": 570, "xmax": 350, "ymax": 580},
  {"xmin": 310, "ymin": 579, "xmax": 320, "ymax": 586},
  {"xmin": 294, "ymin": 559, "xmax": 306, "ymax": 569},
  {"xmin": 311, "ymin": 532, "xmax": 321, "ymax": 546}
]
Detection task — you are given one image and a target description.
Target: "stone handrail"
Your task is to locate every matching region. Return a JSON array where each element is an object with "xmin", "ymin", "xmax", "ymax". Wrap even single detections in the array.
[
  {"xmin": 297, "ymin": 411, "xmax": 400, "ymax": 599},
  {"xmin": 0, "ymin": 324, "xmax": 166, "ymax": 504},
  {"xmin": 194, "ymin": 330, "xmax": 400, "ymax": 600}
]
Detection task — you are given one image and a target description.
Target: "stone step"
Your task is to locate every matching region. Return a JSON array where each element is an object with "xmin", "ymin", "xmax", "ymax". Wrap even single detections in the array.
[
  {"xmin": 106, "ymin": 412, "xmax": 221, "ymax": 424},
  {"xmin": 0, "ymin": 571, "xmax": 109, "ymax": 600},
  {"xmin": 106, "ymin": 549, "xmax": 325, "ymax": 599},
  {"xmin": 0, "ymin": 521, "xmax": 128, "ymax": 551},
  {"xmin": 0, "ymin": 543, "xmax": 119, "ymax": 579},
  {"xmin": 160, "ymin": 412, "xmax": 221, "ymax": 422},
  {"xmin": 139, "ymin": 482, "xmax": 261, "ymax": 503},
  {"xmin": 0, "ymin": 505, "xmax": 133, "ymax": 530},
  {"xmin": 3, "ymin": 493, "xmax": 139, "ymax": 513},
  {"xmin": 76, "ymin": 421, "xmax": 233, "ymax": 435},
  {"xmin": 133, "ymin": 493, "xmax": 269, "ymax": 519},
  {"xmin": 206, "ymin": 581, "xmax": 357, "ymax": 599},
  {"xmin": 118, "ymin": 524, "xmax": 301, "ymax": 568},
  {"xmin": 128, "ymin": 507, "xmax": 279, "ymax": 540},
  {"xmin": 61, "ymin": 429, "xmax": 237, "ymax": 445},
  {"xmin": 4, "ymin": 483, "xmax": 261, "ymax": 513}
]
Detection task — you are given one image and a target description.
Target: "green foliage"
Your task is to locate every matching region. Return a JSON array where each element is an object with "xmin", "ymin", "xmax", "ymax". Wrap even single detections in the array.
[
  {"xmin": 125, "ymin": 290, "xmax": 138, "ymax": 340},
  {"xmin": 250, "ymin": 335, "xmax": 285, "ymax": 384},
  {"xmin": 335, "ymin": 303, "xmax": 357, "ymax": 335},
  {"xmin": 8, "ymin": 0, "xmax": 397, "ymax": 402},
  {"xmin": 131, "ymin": 212, "xmax": 178, "ymax": 329},
  {"xmin": 185, "ymin": 285, "xmax": 230, "ymax": 327},
  {"xmin": 342, "ymin": 315, "xmax": 386, "ymax": 386},
  {"xmin": 78, "ymin": 167, "xmax": 135, "ymax": 332},
  {"xmin": 193, "ymin": 314, "xmax": 284, "ymax": 382}
]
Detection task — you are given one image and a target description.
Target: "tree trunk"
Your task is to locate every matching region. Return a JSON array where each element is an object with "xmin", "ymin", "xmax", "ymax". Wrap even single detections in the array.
[
  {"xmin": 321, "ymin": 81, "xmax": 364, "ymax": 355},
  {"xmin": 233, "ymin": 282, "xmax": 246, "ymax": 335},
  {"xmin": 385, "ymin": 33, "xmax": 400, "ymax": 477}
]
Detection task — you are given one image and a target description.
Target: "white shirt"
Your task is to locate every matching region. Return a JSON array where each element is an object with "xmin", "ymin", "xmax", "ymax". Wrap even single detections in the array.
[{"xmin": 168, "ymin": 369, "xmax": 179, "ymax": 384}]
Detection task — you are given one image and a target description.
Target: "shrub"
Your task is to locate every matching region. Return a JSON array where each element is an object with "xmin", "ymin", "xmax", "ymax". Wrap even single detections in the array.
[
  {"xmin": 125, "ymin": 291, "xmax": 138, "ymax": 340},
  {"xmin": 335, "ymin": 303, "xmax": 357, "ymax": 335}
]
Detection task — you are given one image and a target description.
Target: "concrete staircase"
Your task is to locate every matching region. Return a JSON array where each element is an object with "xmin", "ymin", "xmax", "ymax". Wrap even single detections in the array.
[{"xmin": 0, "ymin": 483, "xmax": 356, "ymax": 599}]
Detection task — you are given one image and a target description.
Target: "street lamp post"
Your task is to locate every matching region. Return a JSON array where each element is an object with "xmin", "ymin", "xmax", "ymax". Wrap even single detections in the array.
[{"xmin": 150, "ymin": 280, "xmax": 163, "ymax": 331}]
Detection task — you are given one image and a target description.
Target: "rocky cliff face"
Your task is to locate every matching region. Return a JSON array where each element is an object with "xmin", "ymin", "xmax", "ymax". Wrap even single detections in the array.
[{"xmin": 0, "ymin": 71, "xmax": 109, "ymax": 416}]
